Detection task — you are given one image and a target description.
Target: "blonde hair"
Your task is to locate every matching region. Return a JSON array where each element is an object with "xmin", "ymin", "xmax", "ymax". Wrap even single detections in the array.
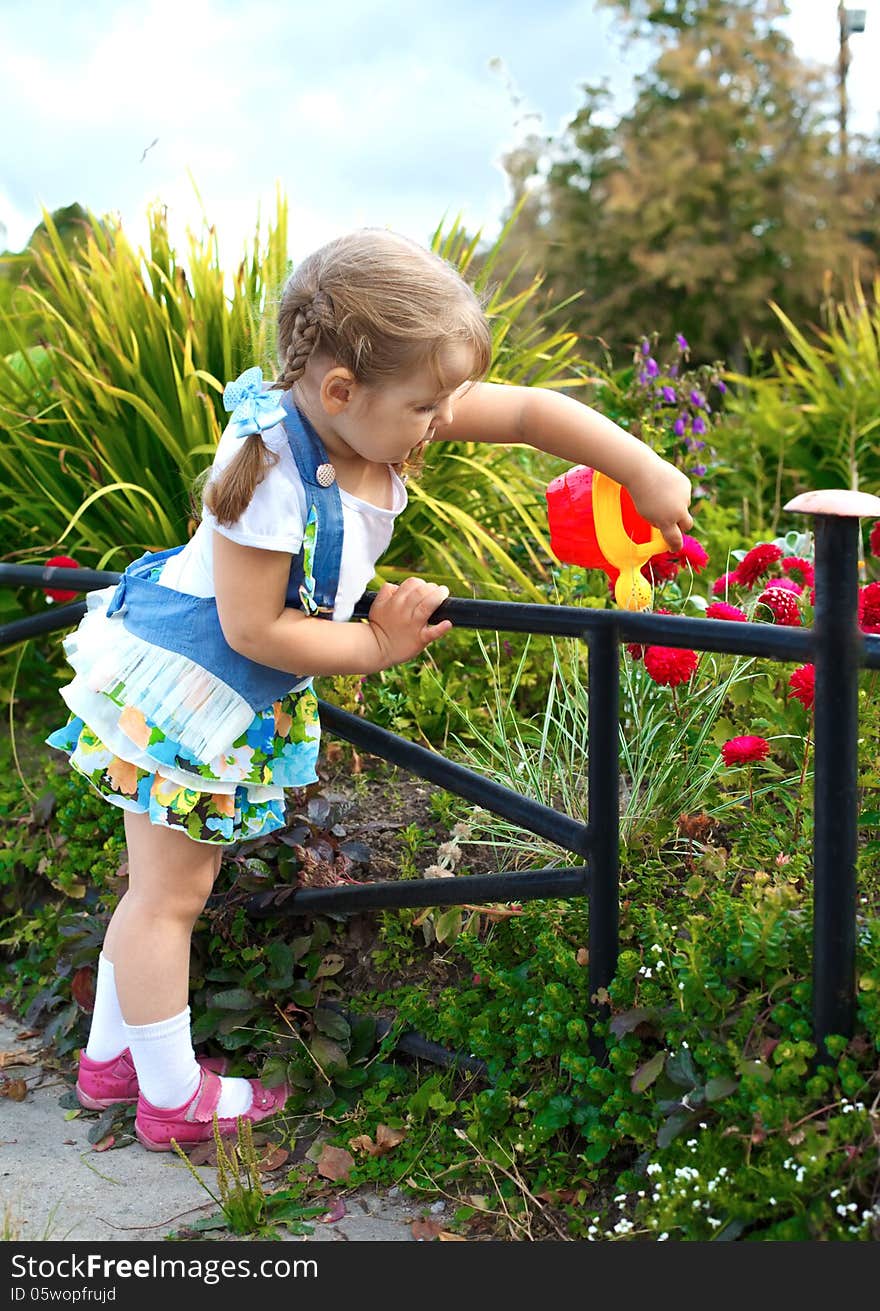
[{"xmin": 200, "ymin": 228, "xmax": 492, "ymax": 527}]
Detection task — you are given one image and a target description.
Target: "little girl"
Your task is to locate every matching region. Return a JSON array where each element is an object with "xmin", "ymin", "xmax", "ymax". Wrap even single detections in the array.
[{"xmin": 46, "ymin": 228, "xmax": 692, "ymax": 1152}]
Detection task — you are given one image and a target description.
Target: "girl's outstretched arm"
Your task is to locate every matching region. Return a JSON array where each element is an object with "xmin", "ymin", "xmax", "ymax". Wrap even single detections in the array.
[{"xmin": 444, "ymin": 381, "xmax": 693, "ymax": 552}]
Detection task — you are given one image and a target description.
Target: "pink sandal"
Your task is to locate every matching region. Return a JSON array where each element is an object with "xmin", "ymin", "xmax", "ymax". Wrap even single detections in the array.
[
  {"xmin": 134, "ymin": 1066, "xmax": 290, "ymax": 1152},
  {"xmin": 76, "ymin": 1047, "xmax": 229, "ymax": 1111}
]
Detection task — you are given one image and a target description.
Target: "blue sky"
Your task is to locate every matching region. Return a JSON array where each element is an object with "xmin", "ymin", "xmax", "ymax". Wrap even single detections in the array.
[{"xmin": 2, "ymin": 1, "xmax": 878, "ymax": 265}]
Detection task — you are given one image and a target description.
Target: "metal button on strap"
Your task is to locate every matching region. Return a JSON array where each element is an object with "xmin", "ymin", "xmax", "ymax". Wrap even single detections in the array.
[{"xmin": 315, "ymin": 463, "xmax": 336, "ymax": 487}]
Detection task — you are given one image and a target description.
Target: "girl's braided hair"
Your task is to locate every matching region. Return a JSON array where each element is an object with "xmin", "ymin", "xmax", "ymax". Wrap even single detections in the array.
[{"xmin": 199, "ymin": 229, "xmax": 492, "ymax": 527}]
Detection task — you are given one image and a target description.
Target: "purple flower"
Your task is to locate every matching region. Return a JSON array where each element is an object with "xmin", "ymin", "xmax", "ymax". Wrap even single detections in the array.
[
  {"xmin": 669, "ymin": 364, "xmax": 678, "ymax": 378},
  {"xmin": 716, "ymin": 379, "xmax": 727, "ymax": 394},
  {"xmin": 646, "ymin": 358, "xmax": 659, "ymax": 378},
  {"xmin": 639, "ymin": 370, "xmax": 649, "ymax": 385},
  {"xmin": 693, "ymin": 464, "xmax": 707, "ymax": 477},
  {"xmin": 692, "ymin": 416, "xmax": 707, "ymax": 436},
  {"xmin": 662, "ymin": 386, "xmax": 677, "ymax": 403},
  {"xmin": 676, "ymin": 333, "xmax": 689, "ymax": 352},
  {"xmin": 674, "ymin": 415, "xmax": 689, "ymax": 437},
  {"xmin": 641, "ymin": 338, "xmax": 652, "ymax": 356},
  {"xmin": 690, "ymin": 390, "xmax": 705, "ymax": 408}
]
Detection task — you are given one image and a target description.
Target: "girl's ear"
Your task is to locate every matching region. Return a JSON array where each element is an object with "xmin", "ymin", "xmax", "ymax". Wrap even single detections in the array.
[{"xmin": 320, "ymin": 366, "xmax": 358, "ymax": 415}]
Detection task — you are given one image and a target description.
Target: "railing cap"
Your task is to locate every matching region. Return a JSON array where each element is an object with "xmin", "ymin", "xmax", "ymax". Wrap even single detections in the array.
[{"xmin": 785, "ymin": 489, "xmax": 880, "ymax": 518}]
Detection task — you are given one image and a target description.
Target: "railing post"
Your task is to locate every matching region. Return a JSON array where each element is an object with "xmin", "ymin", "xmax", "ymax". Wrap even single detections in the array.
[
  {"xmin": 786, "ymin": 491, "xmax": 880, "ymax": 1059},
  {"xmin": 587, "ymin": 626, "xmax": 620, "ymax": 1051}
]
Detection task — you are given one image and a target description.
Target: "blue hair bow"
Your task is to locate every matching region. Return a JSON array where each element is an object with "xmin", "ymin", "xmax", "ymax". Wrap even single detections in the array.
[{"xmin": 222, "ymin": 366, "xmax": 287, "ymax": 439}]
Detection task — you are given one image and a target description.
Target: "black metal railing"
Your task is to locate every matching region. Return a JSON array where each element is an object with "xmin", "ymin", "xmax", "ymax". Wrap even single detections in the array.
[{"xmin": 3, "ymin": 495, "xmax": 879, "ymax": 1059}]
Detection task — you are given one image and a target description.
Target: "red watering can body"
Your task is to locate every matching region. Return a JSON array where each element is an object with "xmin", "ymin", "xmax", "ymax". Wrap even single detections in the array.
[{"xmin": 546, "ymin": 466, "xmax": 667, "ymax": 611}]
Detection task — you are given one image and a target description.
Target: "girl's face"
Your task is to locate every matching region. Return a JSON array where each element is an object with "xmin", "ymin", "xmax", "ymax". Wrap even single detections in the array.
[{"xmin": 314, "ymin": 341, "xmax": 477, "ymax": 466}]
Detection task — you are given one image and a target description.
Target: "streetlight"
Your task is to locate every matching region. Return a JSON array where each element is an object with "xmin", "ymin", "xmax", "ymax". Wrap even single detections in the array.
[{"xmin": 838, "ymin": 5, "xmax": 867, "ymax": 179}]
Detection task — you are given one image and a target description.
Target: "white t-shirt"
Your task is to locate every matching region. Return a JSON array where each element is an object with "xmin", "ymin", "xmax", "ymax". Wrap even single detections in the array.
[{"xmin": 158, "ymin": 418, "xmax": 408, "ymax": 622}]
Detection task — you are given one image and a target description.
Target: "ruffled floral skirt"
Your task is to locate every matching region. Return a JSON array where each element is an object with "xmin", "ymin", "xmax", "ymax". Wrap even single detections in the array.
[{"xmin": 45, "ymin": 584, "xmax": 321, "ymax": 846}]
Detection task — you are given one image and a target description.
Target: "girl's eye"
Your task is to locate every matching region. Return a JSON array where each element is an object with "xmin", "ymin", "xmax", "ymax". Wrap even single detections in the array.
[{"xmin": 416, "ymin": 404, "xmax": 437, "ymax": 414}]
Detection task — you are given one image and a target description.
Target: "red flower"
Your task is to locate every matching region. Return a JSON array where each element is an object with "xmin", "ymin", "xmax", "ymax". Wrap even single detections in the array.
[
  {"xmin": 642, "ymin": 553, "xmax": 680, "ymax": 583},
  {"xmin": 869, "ymin": 520, "xmax": 880, "ymax": 559},
  {"xmin": 647, "ymin": 535, "xmax": 709, "ymax": 584},
  {"xmin": 712, "ymin": 570, "xmax": 739, "ymax": 597},
  {"xmin": 788, "ymin": 664, "xmax": 815, "ymax": 710},
  {"xmin": 705, "ymin": 601, "xmax": 747, "ymax": 622},
  {"xmin": 858, "ymin": 581, "xmax": 880, "ymax": 634},
  {"xmin": 643, "ymin": 645, "xmax": 699, "ymax": 687},
  {"xmin": 43, "ymin": 555, "xmax": 81, "ymax": 603},
  {"xmin": 781, "ymin": 556, "xmax": 814, "ymax": 588},
  {"xmin": 765, "ymin": 577, "xmax": 802, "ymax": 595},
  {"xmin": 756, "ymin": 586, "xmax": 801, "ymax": 626},
  {"xmin": 734, "ymin": 543, "xmax": 783, "ymax": 588},
  {"xmin": 721, "ymin": 736, "xmax": 770, "ymax": 766}
]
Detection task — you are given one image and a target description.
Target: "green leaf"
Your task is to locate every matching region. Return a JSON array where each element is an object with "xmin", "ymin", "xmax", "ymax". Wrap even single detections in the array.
[
  {"xmin": 210, "ymin": 988, "xmax": 257, "ymax": 1011},
  {"xmin": 309, "ymin": 1035, "xmax": 348, "ymax": 1074},
  {"xmin": 433, "ymin": 907, "xmax": 463, "ymax": 944},
  {"xmin": 657, "ymin": 1110, "xmax": 698, "ymax": 1149},
  {"xmin": 737, "ymin": 1058, "xmax": 773, "ymax": 1083},
  {"xmin": 705, "ymin": 1075, "xmax": 739, "ymax": 1102},
  {"xmin": 631, "ymin": 1050, "xmax": 667, "ymax": 1094},
  {"xmin": 534, "ymin": 1095, "xmax": 573, "ymax": 1131},
  {"xmin": 312, "ymin": 1007, "xmax": 351, "ymax": 1041},
  {"xmin": 666, "ymin": 1048, "xmax": 698, "ymax": 1089},
  {"xmin": 348, "ymin": 1016, "xmax": 376, "ymax": 1062}
]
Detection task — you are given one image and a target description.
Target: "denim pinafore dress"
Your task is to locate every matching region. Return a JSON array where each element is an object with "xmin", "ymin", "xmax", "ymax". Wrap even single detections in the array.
[{"xmin": 46, "ymin": 385, "xmax": 344, "ymax": 846}]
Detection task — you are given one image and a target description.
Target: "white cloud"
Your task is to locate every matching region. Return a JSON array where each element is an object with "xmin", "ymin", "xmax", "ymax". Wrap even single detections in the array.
[{"xmin": 2, "ymin": 0, "xmax": 875, "ymax": 266}]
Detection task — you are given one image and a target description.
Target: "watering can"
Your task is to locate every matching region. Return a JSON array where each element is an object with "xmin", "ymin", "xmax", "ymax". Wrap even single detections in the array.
[{"xmin": 545, "ymin": 466, "xmax": 667, "ymax": 612}]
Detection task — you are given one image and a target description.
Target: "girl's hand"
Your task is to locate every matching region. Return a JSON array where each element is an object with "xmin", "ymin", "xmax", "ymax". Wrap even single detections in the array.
[
  {"xmin": 367, "ymin": 577, "xmax": 453, "ymax": 670},
  {"xmin": 626, "ymin": 457, "xmax": 694, "ymax": 553}
]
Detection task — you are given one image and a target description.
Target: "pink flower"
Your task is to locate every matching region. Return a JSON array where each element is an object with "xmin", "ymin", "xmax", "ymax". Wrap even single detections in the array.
[
  {"xmin": 734, "ymin": 543, "xmax": 783, "ymax": 588},
  {"xmin": 858, "ymin": 581, "xmax": 880, "ymax": 634},
  {"xmin": 781, "ymin": 556, "xmax": 814, "ymax": 588},
  {"xmin": 765, "ymin": 577, "xmax": 803, "ymax": 595},
  {"xmin": 705, "ymin": 601, "xmax": 747, "ymax": 622},
  {"xmin": 788, "ymin": 664, "xmax": 815, "ymax": 710},
  {"xmin": 643, "ymin": 645, "xmax": 699, "ymax": 687},
  {"xmin": 712, "ymin": 571, "xmax": 740, "ymax": 597},
  {"xmin": 756, "ymin": 587, "xmax": 802, "ymax": 626},
  {"xmin": 721, "ymin": 736, "xmax": 770, "ymax": 766},
  {"xmin": 869, "ymin": 520, "xmax": 880, "ymax": 558},
  {"xmin": 678, "ymin": 535, "xmax": 709, "ymax": 572},
  {"xmin": 43, "ymin": 555, "xmax": 81, "ymax": 603}
]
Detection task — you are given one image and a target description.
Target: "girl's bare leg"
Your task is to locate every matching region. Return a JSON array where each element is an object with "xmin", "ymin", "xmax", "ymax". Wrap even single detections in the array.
[{"xmin": 102, "ymin": 810, "xmax": 222, "ymax": 1025}]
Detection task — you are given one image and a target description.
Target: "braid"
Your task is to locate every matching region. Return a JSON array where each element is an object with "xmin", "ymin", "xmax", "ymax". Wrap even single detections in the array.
[{"xmin": 275, "ymin": 291, "xmax": 332, "ymax": 390}]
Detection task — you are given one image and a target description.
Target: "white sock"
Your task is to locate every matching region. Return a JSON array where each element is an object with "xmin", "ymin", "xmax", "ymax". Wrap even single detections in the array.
[
  {"xmin": 124, "ymin": 1005, "xmax": 253, "ymax": 1116},
  {"xmin": 84, "ymin": 953, "xmax": 128, "ymax": 1062}
]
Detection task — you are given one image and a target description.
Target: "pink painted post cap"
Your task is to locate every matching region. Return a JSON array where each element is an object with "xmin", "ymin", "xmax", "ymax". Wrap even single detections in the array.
[{"xmin": 784, "ymin": 490, "xmax": 880, "ymax": 518}]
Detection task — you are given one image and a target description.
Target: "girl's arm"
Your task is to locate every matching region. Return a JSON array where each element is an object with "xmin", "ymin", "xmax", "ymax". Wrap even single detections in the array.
[
  {"xmin": 445, "ymin": 381, "xmax": 693, "ymax": 552},
  {"xmin": 213, "ymin": 533, "xmax": 450, "ymax": 675}
]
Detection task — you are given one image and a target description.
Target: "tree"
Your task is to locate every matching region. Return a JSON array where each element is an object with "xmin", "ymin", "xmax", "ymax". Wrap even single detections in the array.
[{"xmin": 504, "ymin": 0, "xmax": 879, "ymax": 368}]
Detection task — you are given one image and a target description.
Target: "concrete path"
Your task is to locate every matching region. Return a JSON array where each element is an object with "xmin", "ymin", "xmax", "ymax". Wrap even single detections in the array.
[{"xmin": 0, "ymin": 1014, "xmax": 422, "ymax": 1242}]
